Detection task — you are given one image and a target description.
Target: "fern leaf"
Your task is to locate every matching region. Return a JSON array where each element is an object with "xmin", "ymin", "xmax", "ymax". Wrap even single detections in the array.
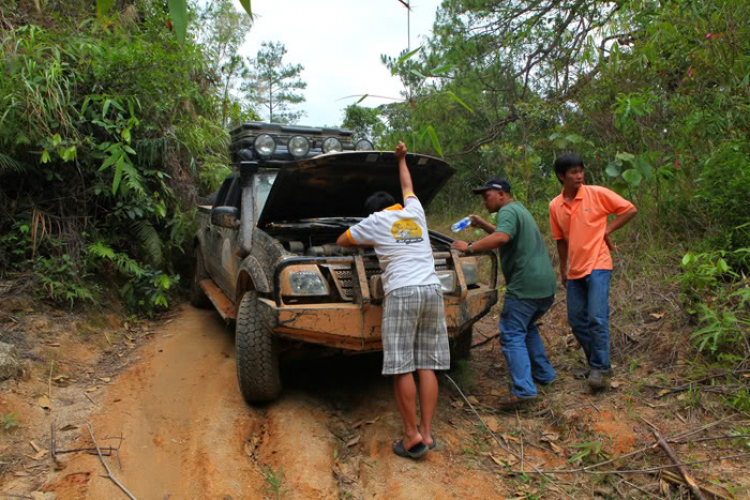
[
  {"xmin": 132, "ymin": 221, "xmax": 164, "ymax": 267},
  {"xmin": 87, "ymin": 241, "xmax": 116, "ymax": 259},
  {"xmin": 0, "ymin": 153, "xmax": 28, "ymax": 174},
  {"xmin": 121, "ymin": 162, "xmax": 147, "ymax": 199}
]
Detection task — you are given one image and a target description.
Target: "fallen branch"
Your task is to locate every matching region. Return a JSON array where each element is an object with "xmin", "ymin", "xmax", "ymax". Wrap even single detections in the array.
[
  {"xmin": 673, "ymin": 433, "xmax": 750, "ymax": 445},
  {"xmin": 0, "ymin": 310, "xmax": 20, "ymax": 322},
  {"xmin": 658, "ymin": 470, "xmax": 732, "ymax": 500},
  {"xmin": 50, "ymin": 421, "xmax": 56, "ymax": 459},
  {"xmin": 509, "ymin": 452, "xmax": 750, "ymax": 474},
  {"xmin": 55, "ymin": 447, "xmax": 114, "ymax": 456},
  {"xmin": 471, "ymin": 333, "xmax": 499, "ymax": 350},
  {"xmin": 443, "ymin": 374, "xmax": 574, "ymax": 500},
  {"xmin": 652, "ymin": 429, "xmax": 706, "ymax": 500},
  {"xmin": 614, "ymin": 473, "xmax": 661, "ymax": 499},
  {"xmin": 670, "ymin": 415, "xmax": 737, "ymax": 442},
  {"xmin": 658, "ymin": 384, "xmax": 742, "ymax": 398},
  {"xmin": 48, "ymin": 361, "xmax": 54, "ymax": 398},
  {"xmin": 86, "ymin": 424, "xmax": 137, "ymax": 500}
]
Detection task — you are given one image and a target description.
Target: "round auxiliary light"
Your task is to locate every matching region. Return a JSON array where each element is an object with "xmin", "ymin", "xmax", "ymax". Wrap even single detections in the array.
[
  {"xmin": 288, "ymin": 135, "xmax": 310, "ymax": 158},
  {"xmin": 354, "ymin": 139, "xmax": 374, "ymax": 151},
  {"xmin": 322, "ymin": 137, "xmax": 343, "ymax": 154},
  {"xmin": 254, "ymin": 134, "xmax": 276, "ymax": 157}
]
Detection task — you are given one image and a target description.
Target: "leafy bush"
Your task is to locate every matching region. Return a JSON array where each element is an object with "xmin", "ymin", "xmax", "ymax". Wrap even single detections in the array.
[
  {"xmin": 678, "ymin": 248, "xmax": 750, "ymax": 356},
  {"xmin": 0, "ymin": 5, "xmax": 245, "ymax": 313}
]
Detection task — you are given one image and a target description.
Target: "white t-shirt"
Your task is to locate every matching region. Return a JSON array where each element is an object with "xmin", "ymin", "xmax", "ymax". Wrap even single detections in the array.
[{"xmin": 346, "ymin": 194, "xmax": 440, "ymax": 295}]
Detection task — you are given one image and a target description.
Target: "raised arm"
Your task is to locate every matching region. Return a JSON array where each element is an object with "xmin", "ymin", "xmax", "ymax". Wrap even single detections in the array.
[{"xmin": 394, "ymin": 141, "xmax": 413, "ymax": 198}]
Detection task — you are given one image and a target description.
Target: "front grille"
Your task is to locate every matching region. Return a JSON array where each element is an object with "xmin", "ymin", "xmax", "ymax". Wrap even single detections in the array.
[
  {"xmin": 334, "ymin": 267, "xmax": 382, "ymax": 300},
  {"xmin": 330, "ymin": 258, "xmax": 451, "ymax": 301}
]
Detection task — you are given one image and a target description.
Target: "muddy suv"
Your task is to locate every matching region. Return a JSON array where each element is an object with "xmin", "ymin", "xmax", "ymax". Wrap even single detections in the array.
[{"xmin": 193, "ymin": 122, "xmax": 498, "ymax": 403}]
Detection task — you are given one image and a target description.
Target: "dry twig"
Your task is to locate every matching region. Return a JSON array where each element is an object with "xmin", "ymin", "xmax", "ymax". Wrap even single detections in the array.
[
  {"xmin": 510, "ymin": 452, "xmax": 750, "ymax": 474},
  {"xmin": 443, "ymin": 374, "xmax": 574, "ymax": 500},
  {"xmin": 470, "ymin": 333, "xmax": 499, "ymax": 350},
  {"xmin": 658, "ymin": 470, "xmax": 732, "ymax": 500},
  {"xmin": 652, "ymin": 429, "xmax": 706, "ymax": 500},
  {"xmin": 86, "ymin": 424, "xmax": 137, "ymax": 500}
]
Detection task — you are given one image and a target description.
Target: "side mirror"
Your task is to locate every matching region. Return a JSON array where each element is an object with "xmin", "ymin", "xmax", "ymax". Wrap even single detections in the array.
[{"xmin": 211, "ymin": 206, "xmax": 240, "ymax": 229}]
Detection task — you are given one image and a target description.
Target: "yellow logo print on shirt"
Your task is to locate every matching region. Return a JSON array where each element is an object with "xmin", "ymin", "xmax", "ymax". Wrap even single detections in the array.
[{"xmin": 391, "ymin": 219, "xmax": 424, "ymax": 245}]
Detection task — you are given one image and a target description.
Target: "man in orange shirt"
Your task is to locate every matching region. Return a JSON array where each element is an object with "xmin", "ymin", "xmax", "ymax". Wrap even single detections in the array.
[{"xmin": 549, "ymin": 154, "xmax": 638, "ymax": 390}]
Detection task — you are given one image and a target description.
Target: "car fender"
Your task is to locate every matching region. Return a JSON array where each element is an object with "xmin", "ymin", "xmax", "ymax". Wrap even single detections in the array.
[{"xmin": 236, "ymin": 255, "xmax": 271, "ymax": 296}]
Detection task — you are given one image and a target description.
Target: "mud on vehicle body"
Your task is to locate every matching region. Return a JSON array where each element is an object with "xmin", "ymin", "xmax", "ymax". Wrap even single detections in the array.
[{"xmin": 194, "ymin": 122, "xmax": 498, "ymax": 403}]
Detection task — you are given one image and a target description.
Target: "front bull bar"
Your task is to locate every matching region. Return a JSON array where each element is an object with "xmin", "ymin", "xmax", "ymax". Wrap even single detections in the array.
[{"xmin": 272, "ymin": 250, "xmax": 497, "ymax": 307}]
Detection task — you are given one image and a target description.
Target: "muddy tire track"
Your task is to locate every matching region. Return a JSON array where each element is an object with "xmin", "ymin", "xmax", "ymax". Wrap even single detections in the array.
[{"xmin": 47, "ymin": 305, "xmax": 506, "ymax": 499}]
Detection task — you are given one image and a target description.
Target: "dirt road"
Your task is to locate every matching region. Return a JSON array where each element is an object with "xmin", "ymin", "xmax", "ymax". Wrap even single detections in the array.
[{"xmin": 49, "ymin": 306, "xmax": 506, "ymax": 499}]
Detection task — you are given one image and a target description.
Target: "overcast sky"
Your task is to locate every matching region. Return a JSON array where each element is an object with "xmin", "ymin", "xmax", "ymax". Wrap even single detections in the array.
[{"xmin": 232, "ymin": 0, "xmax": 444, "ymax": 128}]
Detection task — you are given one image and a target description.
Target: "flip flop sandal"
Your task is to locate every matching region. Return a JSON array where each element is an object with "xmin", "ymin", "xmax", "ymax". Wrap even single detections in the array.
[
  {"xmin": 392, "ymin": 440, "xmax": 429, "ymax": 459},
  {"xmin": 417, "ymin": 426, "xmax": 437, "ymax": 450}
]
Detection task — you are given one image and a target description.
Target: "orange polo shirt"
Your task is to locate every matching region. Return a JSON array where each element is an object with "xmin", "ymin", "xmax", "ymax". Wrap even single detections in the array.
[{"xmin": 549, "ymin": 185, "xmax": 634, "ymax": 280}]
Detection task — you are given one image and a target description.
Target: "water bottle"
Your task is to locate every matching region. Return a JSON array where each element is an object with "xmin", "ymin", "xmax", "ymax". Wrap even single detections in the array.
[{"xmin": 451, "ymin": 216, "xmax": 472, "ymax": 232}]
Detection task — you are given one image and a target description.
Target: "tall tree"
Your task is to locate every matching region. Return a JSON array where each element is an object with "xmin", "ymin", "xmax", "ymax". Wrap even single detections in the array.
[
  {"xmin": 244, "ymin": 42, "xmax": 307, "ymax": 124},
  {"xmin": 194, "ymin": 0, "xmax": 253, "ymax": 127}
]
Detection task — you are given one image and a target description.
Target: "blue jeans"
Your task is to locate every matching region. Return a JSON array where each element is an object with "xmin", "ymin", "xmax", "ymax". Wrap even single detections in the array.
[
  {"xmin": 566, "ymin": 270, "xmax": 612, "ymax": 371},
  {"xmin": 499, "ymin": 296, "xmax": 556, "ymax": 398}
]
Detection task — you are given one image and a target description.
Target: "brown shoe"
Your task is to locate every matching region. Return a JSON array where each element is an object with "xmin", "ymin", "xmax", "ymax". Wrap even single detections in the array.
[{"xmin": 496, "ymin": 394, "xmax": 538, "ymax": 410}]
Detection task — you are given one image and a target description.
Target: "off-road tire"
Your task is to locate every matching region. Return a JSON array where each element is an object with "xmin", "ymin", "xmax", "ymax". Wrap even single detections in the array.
[
  {"xmin": 236, "ymin": 292, "xmax": 282, "ymax": 403},
  {"xmin": 449, "ymin": 325, "xmax": 474, "ymax": 368},
  {"xmin": 190, "ymin": 248, "xmax": 212, "ymax": 309}
]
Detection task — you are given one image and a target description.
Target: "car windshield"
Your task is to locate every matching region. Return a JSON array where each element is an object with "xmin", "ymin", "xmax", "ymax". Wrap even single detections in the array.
[{"xmin": 254, "ymin": 171, "xmax": 277, "ymax": 219}]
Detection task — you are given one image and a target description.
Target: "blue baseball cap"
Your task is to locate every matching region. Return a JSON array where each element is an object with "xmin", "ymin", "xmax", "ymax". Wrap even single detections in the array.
[{"xmin": 472, "ymin": 177, "xmax": 511, "ymax": 194}]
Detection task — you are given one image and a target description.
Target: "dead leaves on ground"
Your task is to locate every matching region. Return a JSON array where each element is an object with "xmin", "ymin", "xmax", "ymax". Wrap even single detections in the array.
[{"xmin": 37, "ymin": 394, "xmax": 51, "ymax": 410}]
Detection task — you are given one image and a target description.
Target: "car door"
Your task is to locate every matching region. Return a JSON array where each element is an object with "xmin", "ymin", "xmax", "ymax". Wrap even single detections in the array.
[
  {"xmin": 212, "ymin": 178, "xmax": 242, "ymax": 299},
  {"xmin": 205, "ymin": 177, "xmax": 234, "ymax": 281}
]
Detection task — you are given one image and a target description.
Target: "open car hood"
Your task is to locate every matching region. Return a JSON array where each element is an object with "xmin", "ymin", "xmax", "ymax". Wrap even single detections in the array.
[{"xmin": 257, "ymin": 151, "xmax": 454, "ymax": 227}]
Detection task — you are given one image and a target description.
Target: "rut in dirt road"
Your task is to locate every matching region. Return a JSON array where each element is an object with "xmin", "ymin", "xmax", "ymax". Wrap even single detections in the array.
[{"xmin": 50, "ymin": 305, "xmax": 505, "ymax": 499}]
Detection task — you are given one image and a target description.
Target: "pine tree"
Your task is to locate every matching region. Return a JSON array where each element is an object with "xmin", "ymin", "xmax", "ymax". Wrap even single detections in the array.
[{"xmin": 244, "ymin": 42, "xmax": 307, "ymax": 124}]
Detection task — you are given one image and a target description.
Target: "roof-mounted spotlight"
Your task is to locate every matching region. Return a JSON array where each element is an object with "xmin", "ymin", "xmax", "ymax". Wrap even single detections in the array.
[
  {"xmin": 254, "ymin": 134, "xmax": 276, "ymax": 157},
  {"xmin": 354, "ymin": 139, "xmax": 374, "ymax": 151},
  {"xmin": 288, "ymin": 135, "xmax": 310, "ymax": 158},
  {"xmin": 322, "ymin": 137, "xmax": 343, "ymax": 154}
]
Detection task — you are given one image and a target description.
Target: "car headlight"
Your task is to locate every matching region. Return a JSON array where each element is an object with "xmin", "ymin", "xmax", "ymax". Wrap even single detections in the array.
[
  {"xmin": 322, "ymin": 137, "xmax": 343, "ymax": 153},
  {"xmin": 288, "ymin": 269, "xmax": 329, "ymax": 296},
  {"xmin": 254, "ymin": 134, "xmax": 276, "ymax": 156},
  {"xmin": 437, "ymin": 271, "xmax": 456, "ymax": 293},
  {"xmin": 355, "ymin": 139, "xmax": 374, "ymax": 151},
  {"xmin": 460, "ymin": 257, "xmax": 479, "ymax": 286},
  {"xmin": 288, "ymin": 135, "xmax": 310, "ymax": 158}
]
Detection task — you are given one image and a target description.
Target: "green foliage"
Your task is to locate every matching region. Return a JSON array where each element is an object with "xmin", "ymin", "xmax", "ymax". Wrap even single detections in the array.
[
  {"xmin": 1, "ymin": 413, "xmax": 20, "ymax": 432},
  {"xmin": 342, "ymin": 105, "xmax": 385, "ymax": 143},
  {"xmin": 567, "ymin": 441, "xmax": 607, "ymax": 465},
  {"xmin": 87, "ymin": 241, "xmax": 177, "ymax": 316},
  {"xmin": 261, "ymin": 465, "xmax": 290, "ymax": 499},
  {"xmin": 374, "ymin": 0, "xmax": 750, "ymax": 378},
  {"xmin": 0, "ymin": 4, "xmax": 243, "ymax": 314},
  {"xmin": 34, "ymin": 254, "xmax": 97, "ymax": 308},
  {"xmin": 677, "ymin": 248, "xmax": 750, "ymax": 356}
]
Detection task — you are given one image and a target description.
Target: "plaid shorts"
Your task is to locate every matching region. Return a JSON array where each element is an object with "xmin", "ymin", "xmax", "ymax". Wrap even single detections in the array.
[{"xmin": 381, "ymin": 284, "xmax": 450, "ymax": 375}]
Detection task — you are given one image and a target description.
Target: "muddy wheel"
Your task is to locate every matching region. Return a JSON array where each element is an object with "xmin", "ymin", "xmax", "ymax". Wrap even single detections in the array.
[
  {"xmin": 236, "ymin": 292, "xmax": 282, "ymax": 403},
  {"xmin": 190, "ymin": 248, "xmax": 212, "ymax": 309},
  {"xmin": 449, "ymin": 325, "xmax": 474, "ymax": 368}
]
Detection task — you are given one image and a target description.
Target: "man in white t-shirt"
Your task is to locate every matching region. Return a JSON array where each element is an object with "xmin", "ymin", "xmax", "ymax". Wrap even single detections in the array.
[{"xmin": 336, "ymin": 142, "xmax": 449, "ymax": 460}]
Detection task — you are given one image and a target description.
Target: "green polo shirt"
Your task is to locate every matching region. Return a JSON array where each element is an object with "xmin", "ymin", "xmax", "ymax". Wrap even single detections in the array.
[{"xmin": 495, "ymin": 202, "xmax": 557, "ymax": 300}]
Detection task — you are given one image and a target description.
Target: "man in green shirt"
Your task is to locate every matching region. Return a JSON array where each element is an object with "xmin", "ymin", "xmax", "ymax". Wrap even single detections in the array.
[{"xmin": 452, "ymin": 178, "xmax": 557, "ymax": 409}]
